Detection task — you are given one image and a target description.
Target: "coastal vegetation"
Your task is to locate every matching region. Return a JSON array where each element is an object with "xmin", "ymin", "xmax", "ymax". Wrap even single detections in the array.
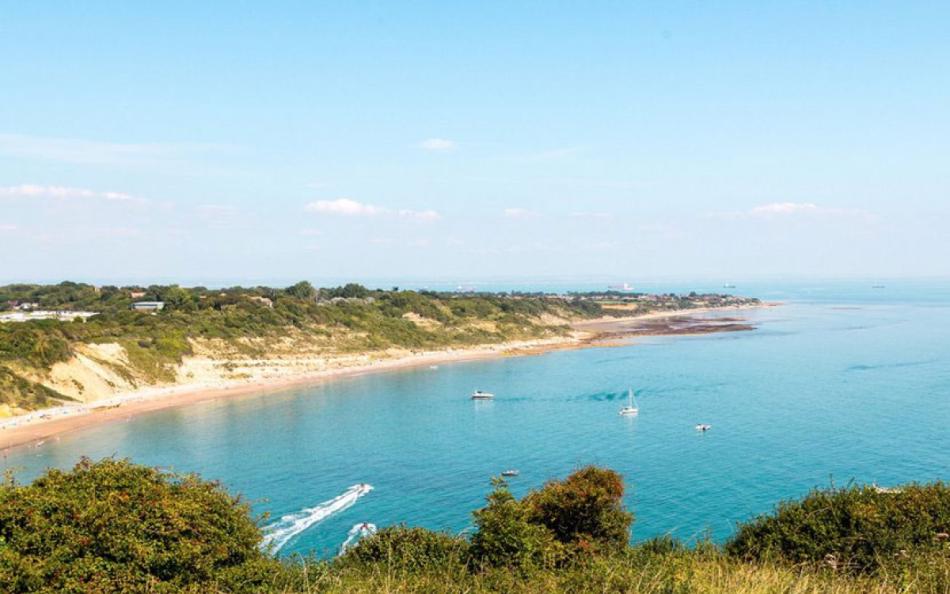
[
  {"xmin": 1, "ymin": 459, "xmax": 947, "ymax": 593},
  {"xmin": 0, "ymin": 282, "xmax": 758, "ymax": 415}
]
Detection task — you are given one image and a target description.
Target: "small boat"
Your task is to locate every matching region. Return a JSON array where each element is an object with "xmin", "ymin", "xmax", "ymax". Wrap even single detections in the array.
[
  {"xmin": 501, "ymin": 469, "xmax": 519, "ymax": 477},
  {"xmin": 618, "ymin": 388, "xmax": 639, "ymax": 416},
  {"xmin": 695, "ymin": 423, "xmax": 712, "ymax": 432},
  {"xmin": 471, "ymin": 390, "xmax": 494, "ymax": 400}
]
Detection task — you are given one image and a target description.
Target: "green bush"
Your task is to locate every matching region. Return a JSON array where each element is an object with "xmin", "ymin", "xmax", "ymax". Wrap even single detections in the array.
[
  {"xmin": 470, "ymin": 479, "xmax": 563, "ymax": 570},
  {"xmin": 633, "ymin": 535, "xmax": 687, "ymax": 557},
  {"xmin": 726, "ymin": 483, "xmax": 950, "ymax": 573},
  {"xmin": 469, "ymin": 467, "xmax": 633, "ymax": 570},
  {"xmin": 523, "ymin": 466, "xmax": 633, "ymax": 556},
  {"xmin": 341, "ymin": 525, "xmax": 470, "ymax": 571},
  {"xmin": 0, "ymin": 458, "xmax": 269, "ymax": 593}
]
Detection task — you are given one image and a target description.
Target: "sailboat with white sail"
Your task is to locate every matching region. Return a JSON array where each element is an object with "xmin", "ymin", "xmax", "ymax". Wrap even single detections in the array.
[{"xmin": 619, "ymin": 388, "xmax": 639, "ymax": 416}]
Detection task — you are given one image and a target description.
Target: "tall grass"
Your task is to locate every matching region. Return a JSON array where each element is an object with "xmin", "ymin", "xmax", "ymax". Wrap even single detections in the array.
[{"xmin": 218, "ymin": 549, "xmax": 950, "ymax": 593}]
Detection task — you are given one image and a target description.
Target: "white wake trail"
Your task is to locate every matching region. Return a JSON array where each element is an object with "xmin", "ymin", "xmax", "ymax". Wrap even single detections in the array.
[
  {"xmin": 338, "ymin": 522, "xmax": 378, "ymax": 556},
  {"xmin": 261, "ymin": 484, "xmax": 373, "ymax": 552}
]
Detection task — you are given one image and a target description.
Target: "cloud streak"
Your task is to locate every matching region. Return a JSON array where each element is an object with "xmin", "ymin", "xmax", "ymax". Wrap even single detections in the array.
[
  {"xmin": 750, "ymin": 202, "xmax": 820, "ymax": 216},
  {"xmin": 398, "ymin": 209, "xmax": 441, "ymax": 222},
  {"xmin": 306, "ymin": 199, "xmax": 441, "ymax": 221},
  {"xmin": 419, "ymin": 138, "xmax": 456, "ymax": 151},
  {"xmin": 306, "ymin": 198, "xmax": 381, "ymax": 216},
  {"xmin": 748, "ymin": 202, "xmax": 872, "ymax": 219},
  {"xmin": 0, "ymin": 184, "xmax": 144, "ymax": 203},
  {"xmin": 710, "ymin": 202, "xmax": 874, "ymax": 221}
]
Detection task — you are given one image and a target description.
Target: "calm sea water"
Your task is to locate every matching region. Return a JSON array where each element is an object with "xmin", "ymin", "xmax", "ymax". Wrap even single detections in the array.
[{"xmin": 3, "ymin": 281, "xmax": 950, "ymax": 557}]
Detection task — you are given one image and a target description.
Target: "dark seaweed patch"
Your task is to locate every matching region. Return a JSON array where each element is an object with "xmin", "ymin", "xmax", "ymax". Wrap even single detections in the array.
[{"xmin": 846, "ymin": 359, "xmax": 939, "ymax": 372}]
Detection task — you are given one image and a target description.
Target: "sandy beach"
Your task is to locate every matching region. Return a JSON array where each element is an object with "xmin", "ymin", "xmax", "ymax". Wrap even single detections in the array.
[{"xmin": 0, "ymin": 304, "xmax": 771, "ymax": 451}]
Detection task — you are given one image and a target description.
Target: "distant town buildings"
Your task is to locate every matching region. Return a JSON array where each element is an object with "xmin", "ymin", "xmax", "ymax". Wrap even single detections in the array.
[
  {"xmin": 131, "ymin": 301, "xmax": 165, "ymax": 312},
  {"xmin": 0, "ymin": 310, "xmax": 98, "ymax": 323}
]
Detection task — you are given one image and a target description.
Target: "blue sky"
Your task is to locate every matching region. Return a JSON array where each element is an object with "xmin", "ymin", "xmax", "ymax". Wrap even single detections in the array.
[{"xmin": 1, "ymin": 2, "xmax": 948, "ymax": 284}]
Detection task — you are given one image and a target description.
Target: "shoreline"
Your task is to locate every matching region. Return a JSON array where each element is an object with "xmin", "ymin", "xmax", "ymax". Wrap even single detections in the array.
[{"xmin": 0, "ymin": 304, "xmax": 772, "ymax": 451}]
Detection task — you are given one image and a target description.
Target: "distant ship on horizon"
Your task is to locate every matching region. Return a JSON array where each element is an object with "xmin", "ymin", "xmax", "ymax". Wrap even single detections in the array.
[{"xmin": 607, "ymin": 282, "xmax": 634, "ymax": 292}]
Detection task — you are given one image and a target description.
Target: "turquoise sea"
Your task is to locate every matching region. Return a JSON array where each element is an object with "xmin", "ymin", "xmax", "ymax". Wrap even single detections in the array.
[{"xmin": 3, "ymin": 280, "xmax": 950, "ymax": 557}]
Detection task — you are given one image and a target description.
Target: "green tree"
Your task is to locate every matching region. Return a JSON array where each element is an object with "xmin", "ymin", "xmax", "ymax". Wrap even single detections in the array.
[
  {"xmin": 162, "ymin": 286, "xmax": 194, "ymax": 311},
  {"xmin": 338, "ymin": 283, "xmax": 370, "ymax": 299},
  {"xmin": 284, "ymin": 280, "xmax": 316, "ymax": 301},
  {"xmin": 522, "ymin": 466, "xmax": 633, "ymax": 556},
  {"xmin": 470, "ymin": 478, "xmax": 562, "ymax": 570}
]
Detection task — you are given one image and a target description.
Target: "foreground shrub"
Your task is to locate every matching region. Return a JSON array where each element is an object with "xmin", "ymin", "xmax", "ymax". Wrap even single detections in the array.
[
  {"xmin": 470, "ymin": 479, "xmax": 563, "ymax": 570},
  {"xmin": 0, "ymin": 458, "xmax": 269, "ymax": 593},
  {"xmin": 726, "ymin": 482, "xmax": 950, "ymax": 573},
  {"xmin": 470, "ymin": 467, "xmax": 634, "ymax": 569},
  {"xmin": 523, "ymin": 465, "xmax": 633, "ymax": 556},
  {"xmin": 633, "ymin": 535, "xmax": 687, "ymax": 557},
  {"xmin": 340, "ymin": 525, "xmax": 470, "ymax": 571}
]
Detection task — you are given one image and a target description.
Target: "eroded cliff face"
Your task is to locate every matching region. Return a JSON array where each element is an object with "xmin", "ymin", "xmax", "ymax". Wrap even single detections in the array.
[
  {"xmin": 13, "ymin": 337, "xmax": 345, "ymax": 407},
  {"xmin": 2, "ymin": 317, "xmax": 581, "ymax": 416}
]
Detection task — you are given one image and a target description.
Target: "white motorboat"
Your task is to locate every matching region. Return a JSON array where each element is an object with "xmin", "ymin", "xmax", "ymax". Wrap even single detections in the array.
[{"xmin": 471, "ymin": 390, "xmax": 494, "ymax": 400}]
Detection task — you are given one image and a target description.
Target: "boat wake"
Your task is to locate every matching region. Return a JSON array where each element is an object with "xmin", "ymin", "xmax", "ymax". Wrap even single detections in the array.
[
  {"xmin": 261, "ymin": 484, "xmax": 373, "ymax": 552},
  {"xmin": 338, "ymin": 522, "xmax": 378, "ymax": 556}
]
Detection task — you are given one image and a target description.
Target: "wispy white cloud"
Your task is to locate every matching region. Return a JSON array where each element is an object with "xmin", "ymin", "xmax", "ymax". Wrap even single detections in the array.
[
  {"xmin": 306, "ymin": 198, "xmax": 381, "ymax": 216},
  {"xmin": 299, "ymin": 228, "xmax": 323, "ymax": 236},
  {"xmin": 503, "ymin": 207, "xmax": 536, "ymax": 219},
  {"xmin": 419, "ymin": 138, "xmax": 456, "ymax": 151},
  {"xmin": 0, "ymin": 223, "xmax": 16, "ymax": 232},
  {"xmin": 398, "ymin": 209, "xmax": 441, "ymax": 222},
  {"xmin": 711, "ymin": 202, "xmax": 874, "ymax": 221},
  {"xmin": 0, "ymin": 132, "xmax": 232, "ymax": 165},
  {"xmin": 750, "ymin": 202, "xmax": 820, "ymax": 216},
  {"xmin": 748, "ymin": 202, "xmax": 873, "ymax": 219},
  {"xmin": 0, "ymin": 184, "xmax": 144, "ymax": 203},
  {"xmin": 306, "ymin": 199, "xmax": 441, "ymax": 222}
]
